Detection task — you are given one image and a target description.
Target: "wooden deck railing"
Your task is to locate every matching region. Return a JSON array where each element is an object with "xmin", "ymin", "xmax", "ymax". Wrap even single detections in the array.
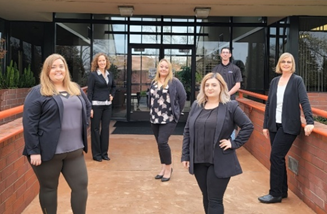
[{"xmin": 238, "ymin": 89, "xmax": 327, "ymax": 137}]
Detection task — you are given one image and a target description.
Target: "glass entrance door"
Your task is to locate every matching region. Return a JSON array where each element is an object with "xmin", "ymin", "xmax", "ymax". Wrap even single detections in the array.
[{"xmin": 126, "ymin": 44, "xmax": 194, "ymax": 121}]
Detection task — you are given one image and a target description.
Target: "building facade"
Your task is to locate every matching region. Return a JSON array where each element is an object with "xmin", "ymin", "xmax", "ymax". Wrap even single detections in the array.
[{"xmin": 0, "ymin": 2, "xmax": 327, "ymax": 121}]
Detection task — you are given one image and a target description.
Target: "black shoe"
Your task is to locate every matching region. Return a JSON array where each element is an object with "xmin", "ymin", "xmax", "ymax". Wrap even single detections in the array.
[
  {"xmin": 161, "ymin": 168, "xmax": 173, "ymax": 182},
  {"xmin": 258, "ymin": 194, "xmax": 282, "ymax": 203},
  {"xmin": 93, "ymin": 158, "xmax": 102, "ymax": 162},
  {"xmin": 155, "ymin": 174, "xmax": 163, "ymax": 179},
  {"xmin": 103, "ymin": 156, "xmax": 110, "ymax": 161},
  {"xmin": 282, "ymin": 193, "xmax": 288, "ymax": 198}
]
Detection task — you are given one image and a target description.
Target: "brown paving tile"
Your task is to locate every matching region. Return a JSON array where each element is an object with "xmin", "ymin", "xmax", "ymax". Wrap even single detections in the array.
[{"xmin": 22, "ymin": 134, "xmax": 314, "ymax": 214}]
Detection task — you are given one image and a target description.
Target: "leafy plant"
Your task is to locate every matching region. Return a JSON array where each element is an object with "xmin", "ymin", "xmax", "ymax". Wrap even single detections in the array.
[
  {"xmin": 19, "ymin": 64, "xmax": 36, "ymax": 88},
  {"xmin": 0, "ymin": 60, "xmax": 35, "ymax": 89},
  {"xmin": 314, "ymin": 116, "xmax": 327, "ymax": 125}
]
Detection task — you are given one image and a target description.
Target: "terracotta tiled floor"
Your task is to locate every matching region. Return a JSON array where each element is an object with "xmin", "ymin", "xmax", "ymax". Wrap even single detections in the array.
[{"xmin": 22, "ymin": 131, "xmax": 315, "ymax": 214}]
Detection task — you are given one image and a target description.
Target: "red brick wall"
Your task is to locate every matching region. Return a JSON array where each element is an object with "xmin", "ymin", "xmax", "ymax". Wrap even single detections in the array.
[
  {"xmin": 0, "ymin": 88, "xmax": 30, "ymax": 125},
  {"xmin": 239, "ymin": 101, "xmax": 327, "ymax": 214},
  {"xmin": 308, "ymin": 92, "xmax": 327, "ymax": 111},
  {"xmin": 0, "ymin": 132, "xmax": 39, "ymax": 214}
]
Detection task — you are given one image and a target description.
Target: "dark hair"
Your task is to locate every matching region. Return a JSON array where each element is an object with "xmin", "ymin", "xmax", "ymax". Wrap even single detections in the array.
[{"xmin": 220, "ymin": 47, "xmax": 231, "ymax": 54}]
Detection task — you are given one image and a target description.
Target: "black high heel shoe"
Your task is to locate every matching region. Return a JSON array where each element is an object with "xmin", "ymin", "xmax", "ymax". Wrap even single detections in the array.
[
  {"xmin": 161, "ymin": 168, "xmax": 173, "ymax": 182},
  {"xmin": 154, "ymin": 174, "xmax": 163, "ymax": 179}
]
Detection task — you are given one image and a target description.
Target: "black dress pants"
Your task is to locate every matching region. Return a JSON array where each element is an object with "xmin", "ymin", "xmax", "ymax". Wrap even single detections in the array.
[
  {"xmin": 269, "ymin": 123, "xmax": 297, "ymax": 197},
  {"xmin": 194, "ymin": 163, "xmax": 230, "ymax": 214},
  {"xmin": 91, "ymin": 105, "xmax": 112, "ymax": 160},
  {"xmin": 30, "ymin": 149, "xmax": 88, "ymax": 214},
  {"xmin": 151, "ymin": 122, "xmax": 177, "ymax": 165}
]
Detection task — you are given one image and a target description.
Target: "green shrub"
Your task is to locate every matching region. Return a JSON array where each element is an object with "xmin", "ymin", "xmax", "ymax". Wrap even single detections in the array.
[
  {"xmin": 314, "ymin": 116, "xmax": 327, "ymax": 125},
  {"xmin": 0, "ymin": 61, "xmax": 35, "ymax": 89}
]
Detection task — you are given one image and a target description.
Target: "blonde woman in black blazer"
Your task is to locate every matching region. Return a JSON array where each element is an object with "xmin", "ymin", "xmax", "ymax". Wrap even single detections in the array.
[
  {"xmin": 258, "ymin": 52, "xmax": 314, "ymax": 203},
  {"xmin": 87, "ymin": 53, "xmax": 116, "ymax": 162},
  {"xmin": 181, "ymin": 72, "xmax": 253, "ymax": 214},
  {"xmin": 23, "ymin": 54, "xmax": 91, "ymax": 214}
]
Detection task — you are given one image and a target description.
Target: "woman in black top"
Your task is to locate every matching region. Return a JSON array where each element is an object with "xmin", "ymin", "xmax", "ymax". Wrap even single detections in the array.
[
  {"xmin": 87, "ymin": 53, "xmax": 116, "ymax": 162},
  {"xmin": 148, "ymin": 58, "xmax": 186, "ymax": 182},
  {"xmin": 181, "ymin": 72, "xmax": 253, "ymax": 214}
]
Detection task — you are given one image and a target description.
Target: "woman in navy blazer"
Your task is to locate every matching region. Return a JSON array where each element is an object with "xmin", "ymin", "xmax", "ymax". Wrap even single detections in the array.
[
  {"xmin": 87, "ymin": 53, "xmax": 116, "ymax": 162},
  {"xmin": 23, "ymin": 54, "xmax": 91, "ymax": 214},
  {"xmin": 258, "ymin": 52, "xmax": 314, "ymax": 204},
  {"xmin": 182, "ymin": 72, "xmax": 253, "ymax": 214}
]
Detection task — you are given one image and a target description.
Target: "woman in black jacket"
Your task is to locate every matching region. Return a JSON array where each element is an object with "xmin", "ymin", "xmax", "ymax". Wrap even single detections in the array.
[
  {"xmin": 23, "ymin": 54, "xmax": 91, "ymax": 214},
  {"xmin": 181, "ymin": 72, "xmax": 253, "ymax": 214},
  {"xmin": 258, "ymin": 52, "xmax": 314, "ymax": 203},
  {"xmin": 148, "ymin": 58, "xmax": 186, "ymax": 182},
  {"xmin": 87, "ymin": 53, "xmax": 116, "ymax": 162}
]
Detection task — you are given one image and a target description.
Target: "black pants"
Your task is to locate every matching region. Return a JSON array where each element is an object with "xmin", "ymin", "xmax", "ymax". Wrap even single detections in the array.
[
  {"xmin": 269, "ymin": 123, "xmax": 297, "ymax": 197},
  {"xmin": 30, "ymin": 149, "xmax": 88, "ymax": 214},
  {"xmin": 194, "ymin": 163, "xmax": 230, "ymax": 214},
  {"xmin": 91, "ymin": 105, "xmax": 112, "ymax": 160},
  {"xmin": 151, "ymin": 122, "xmax": 177, "ymax": 165}
]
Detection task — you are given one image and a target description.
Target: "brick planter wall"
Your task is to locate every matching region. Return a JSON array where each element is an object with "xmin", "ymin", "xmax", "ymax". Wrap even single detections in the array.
[
  {"xmin": 239, "ymin": 101, "xmax": 327, "ymax": 213},
  {"xmin": 0, "ymin": 88, "xmax": 30, "ymax": 125},
  {"xmin": 0, "ymin": 121, "xmax": 39, "ymax": 214},
  {"xmin": 308, "ymin": 92, "xmax": 327, "ymax": 112}
]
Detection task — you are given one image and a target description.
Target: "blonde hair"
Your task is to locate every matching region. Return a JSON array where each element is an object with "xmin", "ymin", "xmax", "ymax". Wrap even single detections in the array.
[
  {"xmin": 91, "ymin": 53, "xmax": 111, "ymax": 72},
  {"xmin": 197, "ymin": 72, "xmax": 230, "ymax": 106},
  {"xmin": 153, "ymin": 58, "xmax": 173, "ymax": 88},
  {"xmin": 40, "ymin": 54, "xmax": 81, "ymax": 96},
  {"xmin": 275, "ymin": 52, "xmax": 296, "ymax": 74}
]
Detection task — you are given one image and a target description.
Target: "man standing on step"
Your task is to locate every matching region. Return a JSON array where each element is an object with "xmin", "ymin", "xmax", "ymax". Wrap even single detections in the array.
[
  {"xmin": 212, "ymin": 47, "xmax": 243, "ymax": 139},
  {"xmin": 212, "ymin": 47, "xmax": 242, "ymax": 100}
]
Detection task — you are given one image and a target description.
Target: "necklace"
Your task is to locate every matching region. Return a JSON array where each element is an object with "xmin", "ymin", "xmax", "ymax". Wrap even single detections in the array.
[{"xmin": 59, "ymin": 91, "xmax": 70, "ymax": 98}]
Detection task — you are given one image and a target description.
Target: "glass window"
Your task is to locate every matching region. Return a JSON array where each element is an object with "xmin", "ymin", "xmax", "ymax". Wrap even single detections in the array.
[
  {"xmin": 233, "ymin": 27, "xmax": 266, "ymax": 92},
  {"xmin": 299, "ymin": 17, "xmax": 327, "ymax": 92},
  {"xmin": 195, "ymin": 25, "xmax": 230, "ymax": 87},
  {"xmin": 9, "ymin": 22, "xmax": 44, "ymax": 85},
  {"xmin": 233, "ymin": 17, "xmax": 265, "ymax": 23},
  {"xmin": 55, "ymin": 13, "xmax": 90, "ymax": 19},
  {"xmin": 56, "ymin": 23, "xmax": 90, "ymax": 86}
]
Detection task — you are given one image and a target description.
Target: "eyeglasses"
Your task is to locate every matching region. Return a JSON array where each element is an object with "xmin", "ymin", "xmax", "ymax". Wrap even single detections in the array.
[
  {"xmin": 221, "ymin": 51, "xmax": 230, "ymax": 54},
  {"xmin": 281, "ymin": 60, "xmax": 292, "ymax": 64}
]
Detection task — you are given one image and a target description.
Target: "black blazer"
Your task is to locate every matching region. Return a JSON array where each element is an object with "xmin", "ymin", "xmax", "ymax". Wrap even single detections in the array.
[
  {"xmin": 181, "ymin": 100, "xmax": 254, "ymax": 178},
  {"xmin": 22, "ymin": 85, "xmax": 91, "ymax": 161},
  {"xmin": 263, "ymin": 74, "xmax": 314, "ymax": 135},
  {"xmin": 87, "ymin": 71, "xmax": 116, "ymax": 102}
]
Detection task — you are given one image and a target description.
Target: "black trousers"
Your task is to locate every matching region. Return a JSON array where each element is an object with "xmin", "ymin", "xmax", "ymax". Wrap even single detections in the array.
[
  {"xmin": 194, "ymin": 163, "xmax": 230, "ymax": 214},
  {"xmin": 151, "ymin": 122, "xmax": 177, "ymax": 165},
  {"xmin": 30, "ymin": 149, "xmax": 88, "ymax": 214},
  {"xmin": 91, "ymin": 105, "xmax": 112, "ymax": 160},
  {"xmin": 269, "ymin": 123, "xmax": 297, "ymax": 197}
]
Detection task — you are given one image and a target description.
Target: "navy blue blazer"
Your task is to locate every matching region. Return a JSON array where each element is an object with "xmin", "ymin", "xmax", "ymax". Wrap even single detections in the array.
[
  {"xmin": 263, "ymin": 74, "xmax": 314, "ymax": 135},
  {"xmin": 148, "ymin": 77, "xmax": 187, "ymax": 122},
  {"xmin": 87, "ymin": 71, "xmax": 116, "ymax": 102},
  {"xmin": 181, "ymin": 100, "xmax": 254, "ymax": 178},
  {"xmin": 22, "ymin": 85, "xmax": 91, "ymax": 161}
]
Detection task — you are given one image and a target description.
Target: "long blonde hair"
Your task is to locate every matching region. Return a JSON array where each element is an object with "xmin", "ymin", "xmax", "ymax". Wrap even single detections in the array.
[
  {"xmin": 197, "ymin": 72, "xmax": 230, "ymax": 106},
  {"xmin": 40, "ymin": 54, "xmax": 81, "ymax": 96},
  {"xmin": 275, "ymin": 52, "xmax": 296, "ymax": 74},
  {"xmin": 152, "ymin": 59, "xmax": 173, "ymax": 88},
  {"xmin": 91, "ymin": 53, "xmax": 111, "ymax": 72}
]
